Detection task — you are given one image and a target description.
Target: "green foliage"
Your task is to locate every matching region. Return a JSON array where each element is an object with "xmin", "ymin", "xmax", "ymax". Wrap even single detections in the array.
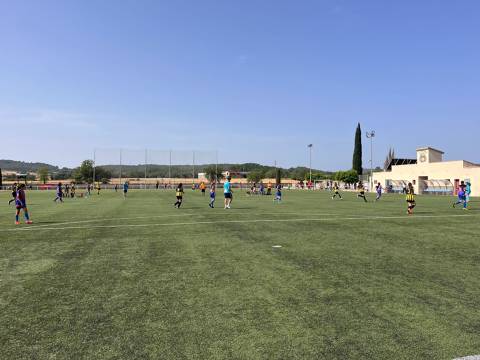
[
  {"xmin": 204, "ymin": 166, "xmax": 223, "ymax": 182},
  {"xmin": 74, "ymin": 160, "xmax": 94, "ymax": 183},
  {"xmin": 247, "ymin": 170, "xmax": 264, "ymax": 183},
  {"xmin": 275, "ymin": 168, "xmax": 282, "ymax": 185},
  {"xmin": 352, "ymin": 123, "xmax": 363, "ymax": 175},
  {"xmin": 73, "ymin": 160, "xmax": 112, "ymax": 183},
  {"xmin": 334, "ymin": 169, "xmax": 359, "ymax": 184},
  {"xmin": 51, "ymin": 168, "xmax": 74, "ymax": 180},
  {"xmin": 38, "ymin": 167, "xmax": 50, "ymax": 184}
]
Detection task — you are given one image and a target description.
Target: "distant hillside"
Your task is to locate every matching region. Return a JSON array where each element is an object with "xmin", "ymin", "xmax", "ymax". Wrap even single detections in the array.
[
  {"xmin": 0, "ymin": 160, "xmax": 59, "ymax": 173},
  {"xmin": 0, "ymin": 159, "xmax": 333, "ymax": 181}
]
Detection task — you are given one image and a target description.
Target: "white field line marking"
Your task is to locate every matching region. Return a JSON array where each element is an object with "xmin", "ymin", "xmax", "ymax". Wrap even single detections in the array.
[
  {"xmin": 16, "ymin": 212, "xmax": 340, "ymax": 229},
  {"xmin": 3, "ymin": 214, "xmax": 475, "ymax": 232}
]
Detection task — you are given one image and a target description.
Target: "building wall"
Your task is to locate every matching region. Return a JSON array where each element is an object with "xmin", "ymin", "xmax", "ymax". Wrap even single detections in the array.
[{"xmin": 372, "ymin": 160, "xmax": 480, "ymax": 196}]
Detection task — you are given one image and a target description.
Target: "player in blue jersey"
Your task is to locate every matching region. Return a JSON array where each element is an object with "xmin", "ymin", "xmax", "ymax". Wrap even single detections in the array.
[
  {"xmin": 224, "ymin": 176, "xmax": 232, "ymax": 209},
  {"xmin": 453, "ymin": 181, "xmax": 468, "ymax": 210},
  {"xmin": 273, "ymin": 184, "xmax": 282, "ymax": 203},
  {"xmin": 375, "ymin": 183, "xmax": 383, "ymax": 201},
  {"xmin": 209, "ymin": 183, "xmax": 216, "ymax": 208},
  {"xmin": 53, "ymin": 182, "xmax": 63, "ymax": 202},
  {"xmin": 123, "ymin": 181, "xmax": 129, "ymax": 199}
]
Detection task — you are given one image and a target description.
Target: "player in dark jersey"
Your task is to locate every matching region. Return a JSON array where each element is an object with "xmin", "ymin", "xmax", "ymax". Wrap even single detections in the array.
[
  {"xmin": 8, "ymin": 183, "xmax": 18, "ymax": 205},
  {"xmin": 406, "ymin": 182, "xmax": 416, "ymax": 215},
  {"xmin": 357, "ymin": 182, "xmax": 368, "ymax": 202},
  {"xmin": 174, "ymin": 183, "xmax": 184, "ymax": 208},
  {"xmin": 331, "ymin": 182, "xmax": 342, "ymax": 200},
  {"xmin": 15, "ymin": 184, "xmax": 33, "ymax": 225}
]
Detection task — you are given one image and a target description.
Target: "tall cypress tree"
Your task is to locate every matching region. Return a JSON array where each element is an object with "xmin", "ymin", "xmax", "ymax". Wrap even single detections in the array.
[{"xmin": 352, "ymin": 123, "xmax": 363, "ymax": 175}]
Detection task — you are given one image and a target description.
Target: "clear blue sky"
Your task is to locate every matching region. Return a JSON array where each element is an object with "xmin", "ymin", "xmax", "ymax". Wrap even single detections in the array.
[{"xmin": 1, "ymin": 0, "xmax": 479, "ymax": 170}]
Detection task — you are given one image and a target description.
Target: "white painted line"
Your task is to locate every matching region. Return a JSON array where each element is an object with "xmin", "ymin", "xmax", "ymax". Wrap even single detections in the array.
[
  {"xmin": 3, "ymin": 213, "xmax": 474, "ymax": 232},
  {"xmin": 11, "ymin": 212, "xmax": 340, "ymax": 229}
]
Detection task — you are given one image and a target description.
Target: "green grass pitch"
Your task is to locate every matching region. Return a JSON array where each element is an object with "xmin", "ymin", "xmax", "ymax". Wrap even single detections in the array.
[{"xmin": 0, "ymin": 189, "xmax": 479, "ymax": 359}]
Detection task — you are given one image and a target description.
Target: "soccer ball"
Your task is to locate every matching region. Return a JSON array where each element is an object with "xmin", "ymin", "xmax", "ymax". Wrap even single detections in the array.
[{"xmin": 224, "ymin": 171, "xmax": 230, "ymax": 177}]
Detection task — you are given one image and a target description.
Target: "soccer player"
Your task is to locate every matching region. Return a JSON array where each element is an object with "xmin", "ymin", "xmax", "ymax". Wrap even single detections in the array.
[
  {"xmin": 123, "ymin": 181, "xmax": 129, "ymax": 199},
  {"xmin": 8, "ymin": 183, "xmax": 17, "ymax": 205},
  {"xmin": 375, "ymin": 183, "xmax": 383, "ymax": 201},
  {"xmin": 406, "ymin": 182, "xmax": 416, "ymax": 215},
  {"xmin": 14, "ymin": 184, "xmax": 32, "ymax": 225},
  {"xmin": 54, "ymin": 182, "xmax": 63, "ymax": 202},
  {"xmin": 267, "ymin": 182, "xmax": 272, "ymax": 195},
  {"xmin": 200, "ymin": 182, "xmax": 206, "ymax": 196},
  {"xmin": 96, "ymin": 182, "xmax": 101, "ymax": 195},
  {"xmin": 274, "ymin": 184, "xmax": 282, "ymax": 203},
  {"xmin": 357, "ymin": 182, "xmax": 368, "ymax": 202},
  {"xmin": 453, "ymin": 181, "xmax": 468, "ymax": 210},
  {"xmin": 209, "ymin": 183, "xmax": 216, "ymax": 208},
  {"xmin": 174, "ymin": 183, "xmax": 184, "ymax": 208},
  {"xmin": 331, "ymin": 182, "xmax": 342, "ymax": 200},
  {"xmin": 466, "ymin": 182, "xmax": 472, "ymax": 204},
  {"xmin": 70, "ymin": 183, "xmax": 76, "ymax": 198},
  {"xmin": 224, "ymin": 176, "xmax": 232, "ymax": 209}
]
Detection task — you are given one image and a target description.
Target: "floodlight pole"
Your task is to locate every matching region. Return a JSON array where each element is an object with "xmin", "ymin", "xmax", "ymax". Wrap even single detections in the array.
[
  {"xmin": 307, "ymin": 144, "xmax": 313, "ymax": 184},
  {"xmin": 169, "ymin": 150, "xmax": 172, "ymax": 180},
  {"xmin": 92, "ymin": 148, "xmax": 96, "ymax": 185},
  {"xmin": 119, "ymin": 148, "xmax": 123, "ymax": 185},
  {"xmin": 192, "ymin": 151, "xmax": 196, "ymax": 182},
  {"xmin": 366, "ymin": 131, "xmax": 375, "ymax": 191},
  {"xmin": 144, "ymin": 148, "xmax": 148, "ymax": 189},
  {"xmin": 215, "ymin": 150, "xmax": 218, "ymax": 184}
]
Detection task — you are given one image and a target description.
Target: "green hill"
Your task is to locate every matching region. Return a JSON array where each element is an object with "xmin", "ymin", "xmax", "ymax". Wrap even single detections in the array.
[{"xmin": 0, "ymin": 160, "xmax": 59, "ymax": 173}]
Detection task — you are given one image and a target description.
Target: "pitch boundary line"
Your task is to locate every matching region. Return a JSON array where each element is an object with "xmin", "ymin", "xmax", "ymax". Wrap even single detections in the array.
[{"xmin": 4, "ymin": 213, "xmax": 475, "ymax": 232}]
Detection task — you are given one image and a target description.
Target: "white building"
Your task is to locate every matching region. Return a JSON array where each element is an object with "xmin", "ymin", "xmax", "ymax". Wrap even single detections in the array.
[{"xmin": 372, "ymin": 147, "xmax": 479, "ymax": 196}]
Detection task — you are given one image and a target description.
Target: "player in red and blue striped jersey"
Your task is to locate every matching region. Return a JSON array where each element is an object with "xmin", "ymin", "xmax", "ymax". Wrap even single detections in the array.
[{"xmin": 15, "ymin": 184, "xmax": 33, "ymax": 225}]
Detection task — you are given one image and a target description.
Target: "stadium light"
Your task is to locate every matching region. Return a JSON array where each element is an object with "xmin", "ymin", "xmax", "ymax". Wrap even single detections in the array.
[
  {"xmin": 307, "ymin": 144, "xmax": 313, "ymax": 184},
  {"xmin": 366, "ymin": 131, "xmax": 375, "ymax": 190}
]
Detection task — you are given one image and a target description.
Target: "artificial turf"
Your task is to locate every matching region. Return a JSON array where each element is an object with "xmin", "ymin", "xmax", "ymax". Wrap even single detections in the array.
[{"xmin": 0, "ymin": 189, "xmax": 479, "ymax": 359}]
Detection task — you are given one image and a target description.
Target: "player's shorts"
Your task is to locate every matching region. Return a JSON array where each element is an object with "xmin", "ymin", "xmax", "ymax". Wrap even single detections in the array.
[
  {"xmin": 224, "ymin": 192, "xmax": 232, "ymax": 199},
  {"xmin": 123, "ymin": 189, "xmax": 128, "ymax": 193},
  {"xmin": 15, "ymin": 200, "xmax": 26, "ymax": 209},
  {"xmin": 458, "ymin": 195, "xmax": 466, "ymax": 201},
  {"xmin": 210, "ymin": 193, "xmax": 216, "ymax": 199}
]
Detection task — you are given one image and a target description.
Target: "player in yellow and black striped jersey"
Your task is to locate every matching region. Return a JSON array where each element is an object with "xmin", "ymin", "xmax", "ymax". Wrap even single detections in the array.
[
  {"xmin": 357, "ymin": 182, "xmax": 368, "ymax": 202},
  {"xmin": 406, "ymin": 182, "xmax": 416, "ymax": 215},
  {"xmin": 174, "ymin": 183, "xmax": 184, "ymax": 208},
  {"xmin": 331, "ymin": 182, "xmax": 342, "ymax": 200}
]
